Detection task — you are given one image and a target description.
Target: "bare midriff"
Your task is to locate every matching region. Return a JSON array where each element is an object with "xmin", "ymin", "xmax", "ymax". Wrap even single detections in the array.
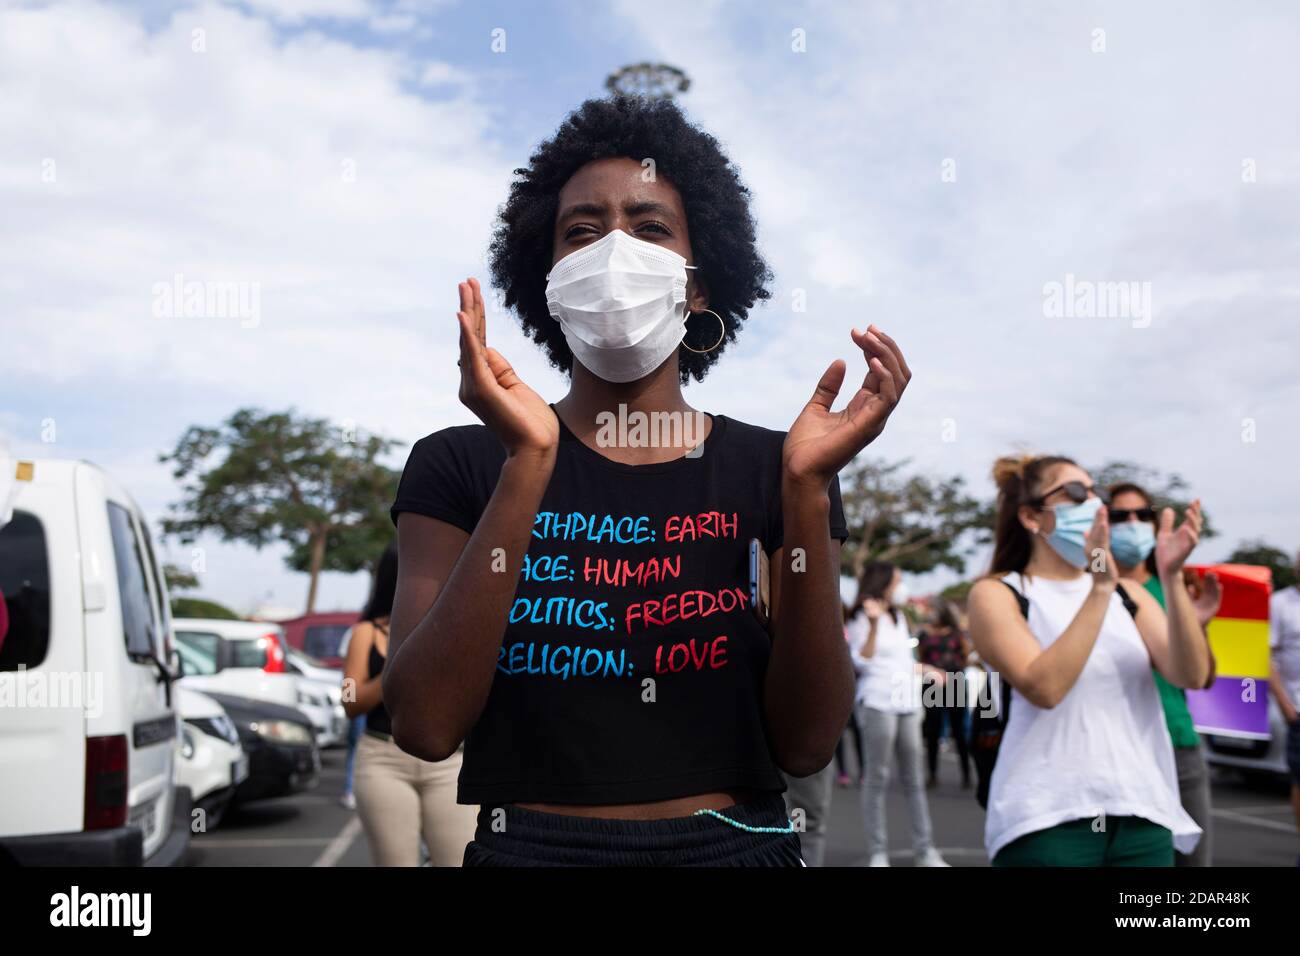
[{"xmin": 513, "ymin": 788, "xmax": 760, "ymax": 820}]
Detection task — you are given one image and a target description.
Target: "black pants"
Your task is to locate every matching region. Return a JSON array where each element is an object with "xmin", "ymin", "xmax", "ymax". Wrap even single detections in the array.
[
  {"xmin": 922, "ymin": 699, "xmax": 970, "ymax": 784},
  {"xmin": 835, "ymin": 708, "xmax": 865, "ymax": 779},
  {"xmin": 462, "ymin": 793, "xmax": 803, "ymax": 866}
]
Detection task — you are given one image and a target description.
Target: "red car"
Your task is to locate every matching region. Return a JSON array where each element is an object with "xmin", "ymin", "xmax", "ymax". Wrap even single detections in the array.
[{"xmin": 278, "ymin": 611, "xmax": 359, "ymax": 669}]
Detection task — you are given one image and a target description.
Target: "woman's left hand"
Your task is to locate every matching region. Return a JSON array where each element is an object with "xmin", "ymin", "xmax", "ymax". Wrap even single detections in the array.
[
  {"xmin": 1190, "ymin": 569, "xmax": 1222, "ymax": 627},
  {"xmin": 1155, "ymin": 499, "xmax": 1203, "ymax": 579},
  {"xmin": 783, "ymin": 325, "xmax": 911, "ymax": 487}
]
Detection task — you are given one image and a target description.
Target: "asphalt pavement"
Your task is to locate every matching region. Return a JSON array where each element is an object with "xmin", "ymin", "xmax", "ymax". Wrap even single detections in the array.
[
  {"xmin": 184, "ymin": 744, "xmax": 1298, "ymax": 867},
  {"xmin": 184, "ymin": 746, "xmax": 371, "ymax": 867},
  {"xmin": 824, "ymin": 745, "xmax": 1298, "ymax": 866}
]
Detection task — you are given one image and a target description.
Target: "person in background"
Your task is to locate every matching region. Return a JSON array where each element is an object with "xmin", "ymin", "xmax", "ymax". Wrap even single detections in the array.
[
  {"xmin": 337, "ymin": 620, "xmax": 365, "ymax": 810},
  {"xmin": 835, "ymin": 713, "xmax": 866, "ymax": 788},
  {"xmin": 344, "ymin": 543, "xmax": 478, "ymax": 866},
  {"xmin": 781, "ymin": 761, "xmax": 835, "ymax": 866},
  {"xmin": 968, "ymin": 455, "xmax": 1208, "ymax": 866},
  {"xmin": 1109, "ymin": 482, "xmax": 1220, "ymax": 866},
  {"xmin": 850, "ymin": 560, "xmax": 948, "ymax": 867},
  {"xmin": 917, "ymin": 600, "xmax": 974, "ymax": 790},
  {"xmin": 836, "ymin": 602, "xmax": 866, "ymax": 787},
  {"xmin": 1268, "ymin": 549, "xmax": 1300, "ymax": 861}
]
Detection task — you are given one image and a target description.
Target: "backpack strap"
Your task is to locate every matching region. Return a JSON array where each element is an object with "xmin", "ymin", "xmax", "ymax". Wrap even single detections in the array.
[
  {"xmin": 1001, "ymin": 575, "xmax": 1139, "ymax": 621},
  {"xmin": 1115, "ymin": 582, "xmax": 1139, "ymax": 620},
  {"xmin": 999, "ymin": 574, "xmax": 1030, "ymax": 620},
  {"xmin": 992, "ymin": 575, "xmax": 1028, "ymax": 726}
]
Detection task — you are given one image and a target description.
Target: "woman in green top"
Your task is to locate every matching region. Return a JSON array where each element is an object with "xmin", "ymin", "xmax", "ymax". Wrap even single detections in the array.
[{"xmin": 1109, "ymin": 482, "xmax": 1221, "ymax": 866}]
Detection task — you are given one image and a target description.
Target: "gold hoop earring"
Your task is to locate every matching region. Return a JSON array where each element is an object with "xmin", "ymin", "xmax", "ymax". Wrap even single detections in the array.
[{"xmin": 682, "ymin": 308, "xmax": 725, "ymax": 354}]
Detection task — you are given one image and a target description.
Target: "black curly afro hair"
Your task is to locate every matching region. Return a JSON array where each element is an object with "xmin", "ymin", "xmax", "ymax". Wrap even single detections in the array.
[{"xmin": 488, "ymin": 96, "xmax": 772, "ymax": 384}]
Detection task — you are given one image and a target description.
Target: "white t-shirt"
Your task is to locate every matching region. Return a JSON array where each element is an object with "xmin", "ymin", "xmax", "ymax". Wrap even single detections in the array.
[
  {"xmin": 846, "ymin": 609, "xmax": 920, "ymax": 713},
  {"xmin": 984, "ymin": 573, "xmax": 1201, "ymax": 860},
  {"xmin": 1270, "ymin": 586, "xmax": 1300, "ymax": 707}
]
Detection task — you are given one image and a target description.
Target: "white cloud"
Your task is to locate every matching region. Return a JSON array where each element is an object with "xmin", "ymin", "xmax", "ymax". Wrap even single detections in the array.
[
  {"xmin": 0, "ymin": 0, "xmax": 536, "ymax": 609},
  {"xmin": 607, "ymin": 0, "xmax": 1300, "ymax": 586},
  {"xmin": 4, "ymin": 0, "xmax": 1298, "ymax": 608},
  {"xmin": 221, "ymin": 0, "xmax": 372, "ymax": 25}
]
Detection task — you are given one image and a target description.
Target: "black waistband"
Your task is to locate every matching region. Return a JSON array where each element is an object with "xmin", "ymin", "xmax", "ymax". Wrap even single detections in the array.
[{"xmin": 464, "ymin": 793, "xmax": 802, "ymax": 867}]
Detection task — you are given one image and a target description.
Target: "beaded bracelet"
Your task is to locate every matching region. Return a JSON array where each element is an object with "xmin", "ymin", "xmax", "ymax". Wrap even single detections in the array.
[{"xmin": 692, "ymin": 807, "xmax": 798, "ymax": 834}]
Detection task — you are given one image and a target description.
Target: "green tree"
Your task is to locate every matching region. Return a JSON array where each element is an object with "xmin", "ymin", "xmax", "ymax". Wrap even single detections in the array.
[
  {"xmin": 1225, "ymin": 540, "xmax": 1298, "ymax": 591},
  {"xmin": 1089, "ymin": 460, "xmax": 1217, "ymax": 539},
  {"xmin": 938, "ymin": 579, "xmax": 975, "ymax": 605},
  {"xmin": 839, "ymin": 458, "xmax": 994, "ymax": 579},
  {"xmin": 163, "ymin": 563, "xmax": 199, "ymax": 593},
  {"xmin": 160, "ymin": 408, "xmax": 399, "ymax": 614},
  {"xmin": 172, "ymin": 597, "xmax": 240, "ymax": 620}
]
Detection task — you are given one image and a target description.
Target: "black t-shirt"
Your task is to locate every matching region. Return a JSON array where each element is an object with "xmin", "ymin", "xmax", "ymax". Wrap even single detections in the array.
[{"xmin": 390, "ymin": 412, "xmax": 848, "ymax": 805}]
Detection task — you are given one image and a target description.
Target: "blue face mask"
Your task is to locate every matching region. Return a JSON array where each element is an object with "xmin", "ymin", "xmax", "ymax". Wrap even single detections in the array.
[
  {"xmin": 1040, "ymin": 496, "xmax": 1103, "ymax": 569},
  {"xmin": 1110, "ymin": 521, "xmax": 1155, "ymax": 567}
]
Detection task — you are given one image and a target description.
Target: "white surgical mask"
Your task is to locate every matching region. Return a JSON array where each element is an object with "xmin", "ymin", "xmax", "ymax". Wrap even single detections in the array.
[
  {"xmin": 545, "ymin": 229, "xmax": 698, "ymax": 383},
  {"xmin": 892, "ymin": 580, "xmax": 910, "ymax": 606}
]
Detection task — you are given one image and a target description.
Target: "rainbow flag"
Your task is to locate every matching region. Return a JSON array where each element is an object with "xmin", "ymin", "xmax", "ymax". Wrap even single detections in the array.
[{"xmin": 1183, "ymin": 564, "xmax": 1272, "ymax": 739}]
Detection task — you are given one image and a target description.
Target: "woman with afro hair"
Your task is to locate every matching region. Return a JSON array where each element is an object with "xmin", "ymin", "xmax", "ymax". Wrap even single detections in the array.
[{"xmin": 384, "ymin": 95, "xmax": 912, "ymax": 866}]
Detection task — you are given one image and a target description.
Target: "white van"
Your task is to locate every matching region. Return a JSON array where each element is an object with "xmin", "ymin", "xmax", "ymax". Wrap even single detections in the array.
[{"xmin": 0, "ymin": 458, "xmax": 190, "ymax": 866}]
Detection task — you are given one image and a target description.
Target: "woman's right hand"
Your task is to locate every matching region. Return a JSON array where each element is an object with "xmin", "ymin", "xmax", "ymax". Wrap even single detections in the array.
[
  {"xmin": 1084, "ymin": 504, "xmax": 1119, "ymax": 588},
  {"xmin": 456, "ymin": 277, "xmax": 559, "ymax": 457},
  {"xmin": 862, "ymin": 597, "xmax": 887, "ymax": 621}
]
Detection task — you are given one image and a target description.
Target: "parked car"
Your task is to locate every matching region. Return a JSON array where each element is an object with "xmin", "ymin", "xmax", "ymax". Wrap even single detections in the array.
[
  {"xmin": 174, "ymin": 618, "xmax": 299, "ymax": 710},
  {"xmin": 287, "ymin": 648, "xmax": 348, "ymax": 748},
  {"xmin": 279, "ymin": 611, "xmax": 358, "ymax": 668},
  {"xmin": 0, "ymin": 458, "xmax": 190, "ymax": 866},
  {"xmin": 175, "ymin": 686, "xmax": 248, "ymax": 830},
  {"xmin": 201, "ymin": 691, "xmax": 320, "ymax": 804},
  {"xmin": 292, "ymin": 672, "xmax": 344, "ymax": 749},
  {"xmin": 1202, "ymin": 693, "xmax": 1291, "ymax": 782}
]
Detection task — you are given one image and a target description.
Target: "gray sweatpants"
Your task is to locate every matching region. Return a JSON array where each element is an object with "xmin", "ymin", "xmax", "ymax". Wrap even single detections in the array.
[
  {"xmin": 782, "ymin": 762, "xmax": 835, "ymax": 866},
  {"xmin": 859, "ymin": 704, "xmax": 935, "ymax": 859},
  {"xmin": 1174, "ymin": 742, "xmax": 1213, "ymax": 867}
]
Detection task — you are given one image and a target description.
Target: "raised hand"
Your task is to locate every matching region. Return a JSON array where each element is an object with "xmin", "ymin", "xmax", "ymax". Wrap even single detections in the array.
[
  {"xmin": 456, "ymin": 277, "xmax": 558, "ymax": 457},
  {"xmin": 1084, "ymin": 504, "xmax": 1119, "ymax": 586},
  {"xmin": 1190, "ymin": 570, "xmax": 1222, "ymax": 628},
  {"xmin": 783, "ymin": 325, "xmax": 911, "ymax": 488},
  {"xmin": 1155, "ymin": 499, "xmax": 1202, "ymax": 579},
  {"xmin": 862, "ymin": 597, "xmax": 888, "ymax": 621}
]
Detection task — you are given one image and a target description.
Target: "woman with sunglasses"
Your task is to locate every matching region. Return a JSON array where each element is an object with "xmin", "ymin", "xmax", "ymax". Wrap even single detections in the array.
[
  {"xmin": 381, "ymin": 97, "xmax": 911, "ymax": 866},
  {"xmin": 1109, "ymin": 482, "xmax": 1220, "ymax": 866},
  {"xmin": 967, "ymin": 455, "xmax": 1210, "ymax": 866}
]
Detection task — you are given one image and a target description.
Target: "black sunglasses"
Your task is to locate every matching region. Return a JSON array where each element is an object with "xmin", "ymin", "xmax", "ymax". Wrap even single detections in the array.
[
  {"xmin": 1109, "ymin": 507, "xmax": 1156, "ymax": 523},
  {"xmin": 1030, "ymin": 481, "xmax": 1110, "ymax": 508}
]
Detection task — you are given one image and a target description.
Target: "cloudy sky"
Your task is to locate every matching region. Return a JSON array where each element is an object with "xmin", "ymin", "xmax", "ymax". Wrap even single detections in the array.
[{"xmin": 3, "ymin": 0, "xmax": 1297, "ymax": 614}]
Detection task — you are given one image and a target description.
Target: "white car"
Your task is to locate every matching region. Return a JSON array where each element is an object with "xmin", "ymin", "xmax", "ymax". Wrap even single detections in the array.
[
  {"xmin": 174, "ymin": 618, "xmax": 300, "ymax": 711},
  {"xmin": 287, "ymin": 648, "xmax": 348, "ymax": 748},
  {"xmin": 292, "ymin": 674, "xmax": 342, "ymax": 748},
  {"xmin": 0, "ymin": 457, "xmax": 190, "ymax": 865},
  {"xmin": 175, "ymin": 686, "xmax": 248, "ymax": 830}
]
